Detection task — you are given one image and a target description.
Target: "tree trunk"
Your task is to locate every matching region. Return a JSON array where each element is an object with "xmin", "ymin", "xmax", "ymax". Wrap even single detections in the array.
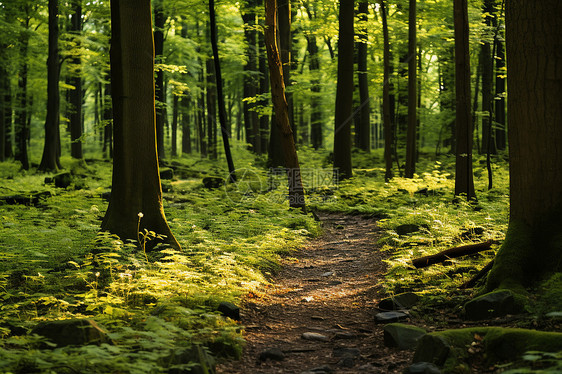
[
  {"xmin": 485, "ymin": 0, "xmax": 562, "ymax": 290},
  {"xmin": 181, "ymin": 95, "xmax": 192, "ymax": 154},
  {"xmin": 171, "ymin": 94, "xmax": 178, "ymax": 157},
  {"xmin": 356, "ymin": 0, "xmax": 370, "ymax": 153},
  {"xmin": 258, "ymin": 22, "xmax": 269, "ymax": 154},
  {"xmin": 306, "ymin": 28, "xmax": 323, "ymax": 150},
  {"xmin": 102, "ymin": 0, "xmax": 179, "ymax": 250},
  {"xmin": 333, "ymin": 0, "xmax": 354, "ymax": 180},
  {"xmin": 0, "ymin": 64, "xmax": 8, "ymax": 162},
  {"xmin": 209, "ymin": 0, "xmax": 237, "ymax": 181},
  {"xmin": 404, "ymin": 0, "xmax": 417, "ymax": 178},
  {"xmin": 206, "ymin": 57, "xmax": 217, "ymax": 159},
  {"xmin": 453, "ymin": 0, "xmax": 476, "ymax": 200},
  {"xmin": 494, "ymin": 38, "xmax": 506, "ymax": 150},
  {"xmin": 15, "ymin": 17, "xmax": 30, "ymax": 170},
  {"xmin": 39, "ymin": 0, "xmax": 62, "ymax": 172},
  {"xmin": 480, "ymin": 0, "xmax": 496, "ymax": 155},
  {"xmin": 264, "ymin": 0, "xmax": 306, "ymax": 211},
  {"xmin": 154, "ymin": 0, "xmax": 166, "ymax": 160},
  {"xmin": 69, "ymin": 0, "xmax": 83, "ymax": 160},
  {"xmin": 241, "ymin": 1, "xmax": 259, "ymax": 151},
  {"xmin": 380, "ymin": 0, "xmax": 393, "ymax": 181},
  {"xmin": 278, "ymin": 0, "xmax": 294, "ymax": 139},
  {"xmin": 102, "ymin": 80, "xmax": 113, "ymax": 159}
]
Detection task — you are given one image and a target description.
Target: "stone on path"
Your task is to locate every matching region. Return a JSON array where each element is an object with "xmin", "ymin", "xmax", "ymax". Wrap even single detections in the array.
[
  {"xmin": 403, "ymin": 362, "xmax": 442, "ymax": 374},
  {"xmin": 383, "ymin": 323, "xmax": 427, "ymax": 350},
  {"xmin": 378, "ymin": 292, "xmax": 420, "ymax": 310},
  {"xmin": 374, "ymin": 311, "xmax": 409, "ymax": 324},
  {"xmin": 302, "ymin": 332, "xmax": 329, "ymax": 342},
  {"xmin": 218, "ymin": 301, "xmax": 240, "ymax": 321},
  {"xmin": 332, "ymin": 347, "xmax": 360, "ymax": 358},
  {"xmin": 259, "ymin": 348, "xmax": 285, "ymax": 361}
]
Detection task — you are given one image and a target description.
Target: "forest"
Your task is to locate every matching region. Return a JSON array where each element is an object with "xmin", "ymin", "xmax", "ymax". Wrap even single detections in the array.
[{"xmin": 0, "ymin": 0, "xmax": 561, "ymax": 373}]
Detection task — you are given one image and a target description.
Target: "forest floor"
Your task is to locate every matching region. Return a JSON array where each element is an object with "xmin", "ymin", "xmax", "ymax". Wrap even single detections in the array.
[{"xmin": 217, "ymin": 213, "xmax": 413, "ymax": 374}]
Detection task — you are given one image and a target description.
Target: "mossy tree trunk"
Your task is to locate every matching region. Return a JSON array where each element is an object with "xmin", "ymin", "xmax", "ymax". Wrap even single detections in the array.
[
  {"xmin": 485, "ymin": 0, "xmax": 562, "ymax": 291},
  {"xmin": 102, "ymin": 0, "xmax": 180, "ymax": 250}
]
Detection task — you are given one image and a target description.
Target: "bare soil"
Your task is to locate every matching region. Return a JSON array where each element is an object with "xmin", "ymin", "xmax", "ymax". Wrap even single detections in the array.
[{"xmin": 217, "ymin": 213, "xmax": 414, "ymax": 374}]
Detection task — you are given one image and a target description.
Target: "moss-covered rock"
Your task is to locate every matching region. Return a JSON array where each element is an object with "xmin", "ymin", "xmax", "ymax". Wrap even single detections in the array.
[
  {"xmin": 413, "ymin": 327, "xmax": 562, "ymax": 373},
  {"xmin": 463, "ymin": 289, "xmax": 524, "ymax": 320}
]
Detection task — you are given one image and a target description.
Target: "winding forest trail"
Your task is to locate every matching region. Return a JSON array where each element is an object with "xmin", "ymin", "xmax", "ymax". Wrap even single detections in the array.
[{"xmin": 217, "ymin": 213, "xmax": 414, "ymax": 373}]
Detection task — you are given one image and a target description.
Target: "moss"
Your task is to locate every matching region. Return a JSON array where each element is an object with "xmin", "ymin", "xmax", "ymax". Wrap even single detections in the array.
[{"xmin": 421, "ymin": 327, "xmax": 562, "ymax": 373}]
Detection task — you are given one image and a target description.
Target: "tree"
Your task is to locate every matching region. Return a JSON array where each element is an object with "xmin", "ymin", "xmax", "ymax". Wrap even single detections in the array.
[
  {"xmin": 380, "ymin": 0, "xmax": 393, "ymax": 181},
  {"xmin": 68, "ymin": 0, "xmax": 84, "ymax": 160},
  {"xmin": 102, "ymin": 0, "xmax": 180, "ymax": 250},
  {"xmin": 404, "ymin": 0, "xmax": 417, "ymax": 178},
  {"xmin": 39, "ymin": 0, "xmax": 62, "ymax": 172},
  {"xmin": 355, "ymin": 0, "xmax": 370, "ymax": 153},
  {"xmin": 453, "ymin": 0, "xmax": 476, "ymax": 200},
  {"xmin": 264, "ymin": 0, "xmax": 306, "ymax": 211},
  {"xmin": 485, "ymin": 0, "xmax": 562, "ymax": 291},
  {"xmin": 154, "ymin": 0, "xmax": 167, "ymax": 160},
  {"xmin": 480, "ymin": 0, "xmax": 495, "ymax": 156},
  {"xmin": 333, "ymin": 0, "xmax": 354, "ymax": 180}
]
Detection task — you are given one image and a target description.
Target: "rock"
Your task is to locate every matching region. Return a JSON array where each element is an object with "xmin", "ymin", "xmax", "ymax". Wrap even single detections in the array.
[
  {"xmin": 202, "ymin": 176, "xmax": 225, "ymax": 189},
  {"xmin": 321, "ymin": 271, "xmax": 334, "ymax": 277},
  {"xmin": 379, "ymin": 292, "xmax": 420, "ymax": 310},
  {"xmin": 31, "ymin": 319, "xmax": 110, "ymax": 348},
  {"xmin": 464, "ymin": 290, "xmax": 521, "ymax": 320},
  {"xmin": 159, "ymin": 167, "xmax": 174, "ymax": 180},
  {"xmin": 396, "ymin": 224, "xmax": 422, "ymax": 236},
  {"xmin": 338, "ymin": 356, "xmax": 355, "ymax": 368},
  {"xmin": 413, "ymin": 334, "xmax": 450, "ymax": 366},
  {"xmin": 302, "ymin": 332, "xmax": 329, "ymax": 342},
  {"xmin": 52, "ymin": 172, "xmax": 73, "ymax": 188},
  {"xmin": 403, "ymin": 362, "xmax": 442, "ymax": 374},
  {"xmin": 217, "ymin": 301, "xmax": 240, "ymax": 321},
  {"xmin": 167, "ymin": 344, "xmax": 216, "ymax": 374},
  {"xmin": 375, "ymin": 311, "xmax": 409, "ymax": 324},
  {"xmin": 300, "ymin": 365, "xmax": 334, "ymax": 373},
  {"xmin": 332, "ymin": 347, "xmax": 360, "ymax": 358},
  {"xmin": 259, "ymin": 348, "xmax": 285, "ymax": 361},
  {"xmin": 383, "ymin": 323, "xmax": 427, "ymax": 350},
  {"xmin": 333, "ymin": 332, "xmax": 358, "ymax": 339}
]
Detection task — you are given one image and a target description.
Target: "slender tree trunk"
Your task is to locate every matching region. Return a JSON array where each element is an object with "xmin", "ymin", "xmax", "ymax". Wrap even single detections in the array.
[
  {"xmin": 171, "ymin": 94, "xmax": 178, "ymax": 157},
  {"xmin": 102, "ymin": 81, "xmax": 113, "ymax": 159},
  {"xmin": 306, "ymin": 31, "xmax": 323, "ymax": 150},
  {"xmin": 257, "ymin": 22, "xmax": 268, "ymax": 154},
  {"xmin": 278, "ymin": 0, "xmax": 294, "ymax": 139},
  {"xmin": 69, "ymin": 0, "xmax": 83, "ymax": 160},
  {"xmin": 264, "ymin": 0, "xmax": 306, "ymax": 210},
  {"xmin": 494, "ymin": 34, "xmax": 506, "ymax": 150},
  {"xmin": 404, "ymin": 0, "xmax": 417, "ymax": 177},
  {"xmin": 102, "ymin": 0, "xmax": 179, "ymax": 250},
  {"xmin": 0, "ymin": 65, "xmax": 8, "ymax": 162},
  {"xmin": 453, "ymin": 0, "xmax": 476, "ymax": 200},
  {"xmin": 380, "ymin": 0, "xmax": 393, "ymax": 181},
  {"xmin": 485, "ymin": 0, "xmax": 562, "ymax": 291},
  {"xmin": 242, "ymin": 1, "xmax": 259, "ymax": 151},
  {"xmin": 356, "ymin": 0, "xmax": 370, "ymax": 152},
  {"xmin": 333, "ymin": 0, "xmax": 354, "ymax": 180},
  {"xmin": 154, "ymin": 0, "xmax": 166, "ymax": 160},
  {"xmin": 206, "ymin": 58, "xmax": 217, "ymax": 159},
  {"xmin": 209, "ymin": 0, "xmax": 237, "ymax": 181},
  {"xmin": 39, "ymin": 0, "xmax": 62, "ymax": 172},
  {"xmin": 15, "ymin": 18, "xmax": 30, "ymax": 169},
  {"xmin": 181, "ymin": 95, "xmax": 192, "ymax": 154},
  {"xmin": 480, "ymin": 0, "xmax": 496, "ymax": 155}
]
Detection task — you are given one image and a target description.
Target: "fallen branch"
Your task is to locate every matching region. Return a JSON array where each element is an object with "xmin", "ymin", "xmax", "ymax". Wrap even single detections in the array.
[
  {"xmin": 460, "ymin": 259, "xmax": 494, "ymax": 289},
  {"xmin": 412, "ymin": 240, "xmax": 494, "ymax": 269}
]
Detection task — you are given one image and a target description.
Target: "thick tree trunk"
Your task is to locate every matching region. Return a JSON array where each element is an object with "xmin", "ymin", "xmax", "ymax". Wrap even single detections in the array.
[
  {"xmin": 453, "ymin": 0, "xmax": 476, "ymax": 200},
  {"xmin": 102, "ymin": 0, "xmax": 179, "ymax": 250},
  {"xmin": 486, "ymin": 0, "xmax": 562, "ymax": 290},
  {"xmin": 333, "ymin": 0, "xmax": 354, "ymax": 180},
  {"xmin": 264, "ymin": 0, "xmax": 306, "ymax": 211},
  {"xmin": 380, "ymin": 0, "xmax": 393, "ymax": 181},
  {"xmin": 39, "ymin": 0, "xmax": 62, "ymax": 172},
  {"xmin": 102, "ymin": 81, "xmax": 113, "ymax": 159},
  {"xmin": 404, "ymin": 0, "xmax": 417, "ymax": 178},
  {"xmin": 69, "ymin": 0, "xmax": 83, "ymax": 160},
  {"xmin": 356, "ymin": 0, "xmax": 370, "ymax": 153}
]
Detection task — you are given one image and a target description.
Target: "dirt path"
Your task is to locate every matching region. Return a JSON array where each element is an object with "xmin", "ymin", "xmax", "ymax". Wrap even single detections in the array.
[{"xmin": 217, "ymin": 213, "xmax": 414, "ymax": 374}]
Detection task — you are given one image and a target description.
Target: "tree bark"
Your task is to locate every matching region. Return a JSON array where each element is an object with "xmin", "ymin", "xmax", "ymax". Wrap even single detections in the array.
[
  {"xmin": 380, "ymin": 0, "xmax": 393, "ymax": 181},
  {"xmin": 453, "ymin": 0, "xmax": 476, "ymax": 200},
  {"xmin": 206, "ymin": 57, "xmax": 218, "ymax": 159},
  {"xmin": 102, "ymin": 0, "xmax": 179, "ymax": 250},
  {"xmin": 15, "ymin": 15, "xmax": 30, "ymax": 170},
  {"xmin": 356, "ymin": 0, "xmax": 370, "ymax": 153},
  {"xmin": 480, "ymin": 0, "xmax": 496, "ymax": 155},
  {"xmin": 39, "ymin": 0, "xmax": 63, "ymax": 172},
  {"xmin": 241, "ymin": 0, "xmax": 259, "ymax": 152},
  {"xmin": 171, "ymin": 93, "xmax": 178, "ymax": 157},
  {"xmin": 181, "ymin": 95, "xmax": 192, "ymax": 154},
  {"xmin": 333, "ymin": 0, "xmax": 354, "ymax": 180},
  {"xmin": 485, "ymin": 0, "xmax": 562, "ymax": 291},
  {"xmin": 69, "ymin": 0, "xmax": 83, "ymax": 160},
  {"xmin": 154, "ymin": 0, "xmax": 166, "ymax": 160},
  {"xmin": 494, "ymin": 36, "xmax": 506, "ymax": 150},
  {"xmin": 404, "ymin": 0, "xmax": 417, "ymax": 178},
  {"xmin": 264, "ymin": 0, "xmax": 306, "ymax": 211}
]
